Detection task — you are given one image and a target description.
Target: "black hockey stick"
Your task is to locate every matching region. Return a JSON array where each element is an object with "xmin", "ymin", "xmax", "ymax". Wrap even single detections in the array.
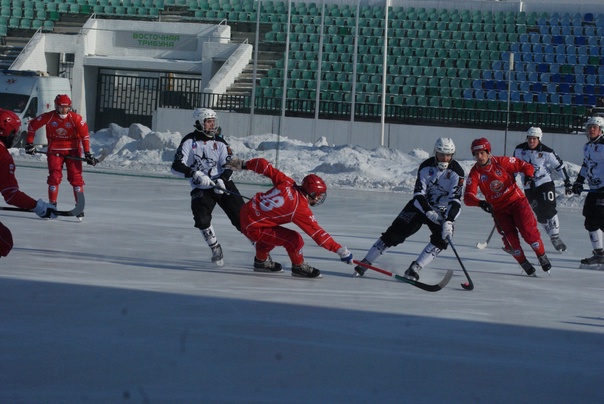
[
  {"xmin": 476, "ymin": 225, "xmax": 496, "ymax": 249},
  {"xmin": 448, "ymin": 238, "xmax": 474, "ymax": 290},
  {"xmin": 214, "ymin": 185, "xmax": 251, "ymax": 200},
  {"xmin": 34, "ymin": 149, "xmax": 104, "ymax": 167},
  {"xmin": 0, "ymin": 192, "xmax": 85, "ymax": 217},
  {"xmin": 353, "ymin": 259, "xmax": 453, "ymax": 292}
]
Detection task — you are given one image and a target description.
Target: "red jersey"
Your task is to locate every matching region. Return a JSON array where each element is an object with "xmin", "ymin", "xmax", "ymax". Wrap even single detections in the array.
[
  {"xmin": 464, "ymin": 155, "xmax": 534, "ymax": 210},
  {"xmin": 240, "ymin": 158, "xmax": 342, "ymax": 253},
  {"xmin": 0, "ymin": 143, "xmax": 36, "ymax": 210},
  {"xmin": 26, "ymin": 111, "xmax": 90, "ymax": 154}
]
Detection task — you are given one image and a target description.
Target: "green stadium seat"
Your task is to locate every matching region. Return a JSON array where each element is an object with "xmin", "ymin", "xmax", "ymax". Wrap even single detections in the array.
[
  {"xmin": 31, "ymin": 19, "xmax": 43, "ymax": 30},
  {"xmin": 19, "ymin": 18, "xmax": 31, "ymax": 29}
]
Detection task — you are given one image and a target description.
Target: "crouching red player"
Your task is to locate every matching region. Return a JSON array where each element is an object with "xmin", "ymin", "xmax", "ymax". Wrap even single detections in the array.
[{"xmin": 226, "ymin": 157, "xmax": 353, "ymax": 278}]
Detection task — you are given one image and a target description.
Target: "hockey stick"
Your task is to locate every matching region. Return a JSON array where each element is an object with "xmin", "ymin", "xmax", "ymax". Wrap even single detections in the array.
[
  {"xmin": 448, "ymin": 238, "xmax": 474, "ymax": 290},
  {"xmin": 352, "ymin": 259, "xmax": 453, "ymax": 292},
  {"xmin": 476, "ymin": 225, "xmax": 496, "ymax": 249},
  {"xmin": 34, "ymin": 149, "xmax": 105, "ymax": 165},
  {"xmin": 0, "ymin": 192, "xmax": 85, "ymax": 217},
  {"xmin": 214, "ymin": 185, "xmax": 252, "ymax": 200}
]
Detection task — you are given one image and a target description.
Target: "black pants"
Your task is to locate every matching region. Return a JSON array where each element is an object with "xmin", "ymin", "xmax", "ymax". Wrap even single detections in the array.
[
  {"xmin": 190, "ymin": 180, "xmax": 245, "ymax": 231},
  {"xmin": 524, "ymin": 181, "xmax": 557, "ymax": 223},
  {"xmin": 583, "ymin": 190, "xmax": 604, "ymax": 232},
  {"xmin": 380, "ymin": 200, "xmax": 448, "ymax": 251}
]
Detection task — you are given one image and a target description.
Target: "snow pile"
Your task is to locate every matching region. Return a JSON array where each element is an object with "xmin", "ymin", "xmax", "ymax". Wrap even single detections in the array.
[{"xmin": 13, "ymin": 122, "xmax": 585, "ymax": 208}]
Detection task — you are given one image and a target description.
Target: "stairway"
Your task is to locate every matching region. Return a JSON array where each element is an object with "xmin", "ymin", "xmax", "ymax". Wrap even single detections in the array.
[{"xmin": 225, "ymin": 24, "xmax": 283, "ymax": 96}]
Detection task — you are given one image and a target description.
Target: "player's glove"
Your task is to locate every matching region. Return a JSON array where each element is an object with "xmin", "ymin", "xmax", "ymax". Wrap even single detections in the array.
[
  {"xmin": 442, "ymin": 220, "xmax": 454, "ymax": 241},
  {"xmin": 572, "ymin": 182, "xmax": 584, "ymax": 195},
  {"xmin": 214, "ymin": 178, "xmax": 226, "ymax": 195},
  {"xmin": 479, "ymin": 200, "xmax": 493, "ymax": 213},
  {"xmin": 564, "ymin": 180, "xmax": 573, "ymax": 196},
  {"xmin": 225, "ymin": 156, "xmax": 245, "ymax": 170},
  {"xmin": 337, "ymin": 247, "xmax": 353, "ymax": 265},
  {"xmin": 524, "ymin": 176, "xmax": 536, "ymax": 191},
  {"xmin": 191, "ymin": 171, "xmax": 215, "ymax": 188},
  {"xmin": 25, "ymin": 143, "xmax": 36, "ymax": 155},
  {"xmin": 33, "ymin": 199, "xmax": 57, "ymax": 219},
  {"xmin": 425, "ymin": 210, "xmax": 440, "ymax": 224},
  {"xmin": 84, "ymin": 152, "xmax": 98, "ymax": 166}
]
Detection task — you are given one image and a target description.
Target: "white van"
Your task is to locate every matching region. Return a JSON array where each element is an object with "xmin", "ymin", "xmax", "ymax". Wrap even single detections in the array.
[{"xmin": 0, "ymin": 70, "xmax": 72, "ymax": 147}]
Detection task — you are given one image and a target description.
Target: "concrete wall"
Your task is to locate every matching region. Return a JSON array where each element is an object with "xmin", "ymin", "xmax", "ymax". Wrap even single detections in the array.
[{"xmin": 154, "ymin": 107, "xmax": 587, "ymax": 165}]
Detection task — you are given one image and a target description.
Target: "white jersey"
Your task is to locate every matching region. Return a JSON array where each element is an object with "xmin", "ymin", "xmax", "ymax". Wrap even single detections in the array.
[
  {"xmin": 513, "ymin": 142, "xmax": 570, "ymax": 189},
  {"xmin": 171, "ymin": 131, "xmax": 233, "ymax": 189},
  {"xmin": 412, "ymin": 157, "xmax": 465, "ymax": 222},
  {"xmin": 578, "ymin": 136, "xmax": 604, "ymax": 190}
]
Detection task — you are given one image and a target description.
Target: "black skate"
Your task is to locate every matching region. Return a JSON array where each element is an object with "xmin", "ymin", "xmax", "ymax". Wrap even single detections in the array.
[
  {"xmin": 537, "ymin": 254, "xmax": 551, "ymax": 273},
  {"xmin": 353, "ymin": 259, "xmax": 369, "ymax": 277},
  {"xmin": 403, "ymin": 261, "xmax": 421, "ymax": 281},
  {"xmin": 550, "ymin": 236, "xmax": 567, "ymax": 252},
  {"xmin": 76, "ymin": 211, "xmax": 85, "ymax": 222},
  {"xmin": 210, "ymin": 243, "xmax": 224, "ymax": 267},
  {"xmin": 580, "ymin": 250, "xmax": 604, "ymax": 267},
  {"xmin": 253, "ymin": 255, "xmax": 283, "ymax": 273},
  {"xmin": 292, "ymin": 262, "xmax": 321, "ymax": 278},
  {"xmin": 519, "ymin": 260, "xmax": 536, "ymax": 276}
]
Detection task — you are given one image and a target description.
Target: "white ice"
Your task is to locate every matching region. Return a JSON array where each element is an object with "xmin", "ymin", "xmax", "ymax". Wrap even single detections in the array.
[{"xmin": 1, "ymin": 124, "xmax": 602, "ymax": 402}]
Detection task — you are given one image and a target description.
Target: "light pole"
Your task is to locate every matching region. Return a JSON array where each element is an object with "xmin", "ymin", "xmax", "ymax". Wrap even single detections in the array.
[{"xmin": 504, "ymin": 52, "xmax": 514, "ymax": 155}]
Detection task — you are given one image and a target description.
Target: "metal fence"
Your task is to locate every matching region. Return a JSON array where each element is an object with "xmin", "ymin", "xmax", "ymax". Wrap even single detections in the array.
[{"xmin": 95, "ymin": 73, "xmax": 586, "ymax": 133}]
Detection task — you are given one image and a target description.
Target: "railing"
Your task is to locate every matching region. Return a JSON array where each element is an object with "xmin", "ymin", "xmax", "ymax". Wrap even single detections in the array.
[{"xmin": 160, "ymin": 91, "xmax": 586, "ymax": 133}]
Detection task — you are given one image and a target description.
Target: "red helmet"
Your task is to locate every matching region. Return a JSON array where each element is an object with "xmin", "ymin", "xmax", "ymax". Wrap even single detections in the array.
[
  {"xmin": 54, "ymin": 94, "xmax": 72, "ymax": 108},
  {"xmin": 471, "ymin": 137, "xmax": 491, "ymax": 155},
  {"xmin": 0, "ymin": 109, "xmax": 22, "ymax": 138},
  {"xmin": 301, "ymin": 174, "xmax": 327, "ymax": 205}
]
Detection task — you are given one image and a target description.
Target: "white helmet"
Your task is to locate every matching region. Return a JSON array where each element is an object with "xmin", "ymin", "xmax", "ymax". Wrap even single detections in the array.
[
  {"xmin": 586, "ymin": 116, "xmax": 604, "ymax": 141},
  {"xmin": 526, "ymin": 127, "xmax": 543, "ymax": 140},
  {"xmin": 434, "ymin": 138, "xmax": 455, "ymax": 170},
  {"xmin": 192, "ymin": 108, "xmax": 218, "ymax": 136}
]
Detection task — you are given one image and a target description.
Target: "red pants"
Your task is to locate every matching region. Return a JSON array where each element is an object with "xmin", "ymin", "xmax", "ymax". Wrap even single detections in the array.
[
  {"xmin": 240, "ymin": 202, "xmax": 307, "ymax": 266},
  {"xmin": 242, "ymin": 224, "xmax": 305, "ymax": 266},
  {"xmin": 494, "ymin": 197, "xmax": 545, "ymax": 263},
  {"xmin": 47, "ymin": 154, "xmax": 84, "ymax": 188}
]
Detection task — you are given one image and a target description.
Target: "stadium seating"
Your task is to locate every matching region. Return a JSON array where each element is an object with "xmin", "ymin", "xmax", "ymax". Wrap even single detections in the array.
[
  {"xmin": 253, "ymin": 4, "xmax": 602, "ymax": 122},
  {"xmin": 1, "ymin": 0, "xmax": 601, "ymax": 129}
]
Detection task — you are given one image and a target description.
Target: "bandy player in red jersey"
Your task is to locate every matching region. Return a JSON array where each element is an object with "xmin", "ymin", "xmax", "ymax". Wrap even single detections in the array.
[
  {"xmin": 464, "ymin": 137, "xmax": 551, "ymax": 276},
  {"xmin": 0, "ymin": 109, "xmax": 57, "ymax": 256},
  {"xmin": 226, "ymin": 157, "xmax": 353, "ymax": 278},
  {"xmin": 25, "ymin": 94, "xmax": 97, "ymax": 219}
]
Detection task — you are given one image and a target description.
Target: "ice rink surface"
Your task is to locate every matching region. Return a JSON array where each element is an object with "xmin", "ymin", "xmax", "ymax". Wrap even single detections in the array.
[{"xmin": 1, "ymin": 167, "xmax": 603, "ymax": 403}]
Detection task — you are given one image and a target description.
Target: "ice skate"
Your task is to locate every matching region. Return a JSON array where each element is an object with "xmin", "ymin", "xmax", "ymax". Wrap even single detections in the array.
[
  {"xmin": 580, "ymin": 250, "xmax": 604, "ymax": 268},
  {"xmin": 210, "ymin": 243, "xmax": 224, "ymax": 267},
  {"xmin": 403, "ymin": 261, "xmax": 422, "ymax": 281},
  {"xmin": 76, "ymin": 211, "xmax": 85, "ymax": 222},
  {"xmin": 519, "ymin": 260, "xmax": 536, "ymax": 276},
  {"xmin": 353, "ymin": 259, "xmax": 369, "ymax": 277},
  {"xmin": 550, "ymin": 236, "xmax": 567, "ymax": 252},
  {"xmin": 291, "ymin": 262, "xmax": 321, "ymax": 278},
  {"xmin": 253, "ymin": 255, "xmax": 283, "ymax": 273},
  {"xmin": 537, "ymin": 254, "xmax": 551, "ymax": 273}
]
